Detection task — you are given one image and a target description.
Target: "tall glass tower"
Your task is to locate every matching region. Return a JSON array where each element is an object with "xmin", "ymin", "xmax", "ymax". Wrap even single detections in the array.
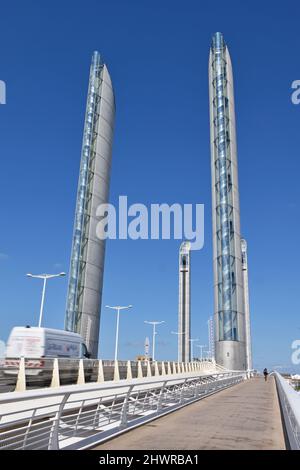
[
  {"xmin": 65, "ymin": 51, "xmax": 115, "ymax": 358},
  {"xmin": 209, "ymin": 33, "xmax": 247, "ymax": 370},
  {"xmin": 241, "ymin": 238, "xmax": 252, "ymax": 370},
  {"xmin": 178, "ymin": 241, "xmax": 191, "ymax": 363}
]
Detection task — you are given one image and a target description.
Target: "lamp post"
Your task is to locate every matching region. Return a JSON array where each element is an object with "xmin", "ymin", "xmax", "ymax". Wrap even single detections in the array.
[
  {"xmin": 195, "ymin": 344, "xmax": 207, "ymax": 361},
  {"xmin": 105, "ymin": 305, "xmax": 132, "ymax": 362},
  {"xmin": 171, "ymin": 331, "xmax": 185, "ymax": 363},
  {"xmin": 144, "ymin": 321, "xmax": 165, "ymax": 361},
  {"xmin": 189, "ymin": 338, "xmax": 199, "ymax": 362},
  {"xmin": 204, "ymin": 350, "xmax": 212, "ymax": 360},
  {"xmin": 26, "ymin": 272, "xmax": 66, "ymax": 327}
]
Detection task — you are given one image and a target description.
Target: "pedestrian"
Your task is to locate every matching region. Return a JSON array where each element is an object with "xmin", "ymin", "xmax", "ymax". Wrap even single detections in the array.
[{"xmin": 263, "ymin": 368, "xmax": 269, "ymax": 381}]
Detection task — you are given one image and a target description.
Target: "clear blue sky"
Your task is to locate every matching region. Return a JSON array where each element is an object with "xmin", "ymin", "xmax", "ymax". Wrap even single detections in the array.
[{"xmin": 0, "ymin": 1, "xmax": 299, "ymax": 372}]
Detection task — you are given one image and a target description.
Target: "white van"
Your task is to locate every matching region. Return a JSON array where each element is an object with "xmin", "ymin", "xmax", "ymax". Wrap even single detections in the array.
[
  {"xmin": 4, "ymin": 326, "xmax": 92, "ymax": 377},
  {"xmin": 5, "ymin": 326, "xmax": 90, "ymax": 360}
]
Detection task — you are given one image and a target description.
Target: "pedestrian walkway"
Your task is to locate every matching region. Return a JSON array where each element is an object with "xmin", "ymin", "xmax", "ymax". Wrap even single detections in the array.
[{"xmin": 93, "ymin": 377, "xmax": 286, "ymax": 450}]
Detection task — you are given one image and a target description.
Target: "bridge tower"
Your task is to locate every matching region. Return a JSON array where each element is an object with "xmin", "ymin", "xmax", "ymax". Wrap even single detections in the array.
[
  {"xmin": 65, "ymin": 51, "xmax": 115, "ymax": 357},
  {"xmin": 209, "ymin": 32, "xmax": 247, "ymax": 370}
]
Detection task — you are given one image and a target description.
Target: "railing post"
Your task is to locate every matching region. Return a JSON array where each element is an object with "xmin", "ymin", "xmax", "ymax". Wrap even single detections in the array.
[
  {"xmin": 15, "ymin": 357, "xmax": 26, "ymax": 392},
  {"xmin": 154, "ymin": 361, "xmax": 160, "ymax": 376},
  {"xmin": 126, "ymin": 360, "xmax": 132, "ymax": 380},
  {"xmin": 172, "ymin": 362, "xmax": 177, "ymax": 374},
  {"xmin": 120, "ymin": 385, "xmax": 134, "ymax": 428},
  {"xmin": 48, "ymin": 393, "xmax": 70, "ymax": 450},
  {"xmin": 179, "ymin": 378, "xmax": 188, "ymax": 404},
  {"xmin": 137, "ymin": 360, "xmax": 143, "ymax": 379},
  {"xmin": 167, "ymin": 361, "xmax": 172, "ymax": 375},
  {"xmin": 113, "ymin": 360, "xmax": 120, "ymax": 381},
  {"xmin": 147, "ymin": 361, "xmax": 152, "ymax": 377},
  {"xmin": 97, "ymin": 359, "xmax": 104, "ymax": 382},
  {"xmin": 22, "ymin": 409, "xmax": 36, "ymax": 449},
  {"xmin": 157, "ymin": 380, "xmax": 168, "ymax": 412},
  {"xmin": 161, "ymin": 361, "xmax": 166, "ymax": 376},
  {"xmin": 77, "ymin": 359, "xmax": 85, "ymax": 385},
  {"xmin": 50, "ymin": 358, "xmax": 60, "ymax": 388},
  {"xmin": 195, "ymin": 380, "xmax": 201, "ymax": 398}
]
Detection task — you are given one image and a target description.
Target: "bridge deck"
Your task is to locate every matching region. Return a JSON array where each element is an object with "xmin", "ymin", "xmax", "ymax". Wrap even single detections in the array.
[{"xmin": 93, "ymin": 377, "xmax": 286, "ymax": 450}]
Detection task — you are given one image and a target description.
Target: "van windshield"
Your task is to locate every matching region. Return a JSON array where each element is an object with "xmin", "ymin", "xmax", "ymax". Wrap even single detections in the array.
[{"xmin": 81, "ymin": 343, "xmax": 90, "ymax": 358}]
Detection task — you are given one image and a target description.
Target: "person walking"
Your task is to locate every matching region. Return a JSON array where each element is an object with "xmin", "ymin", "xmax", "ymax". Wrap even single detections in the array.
[{"xmin": 263, "ymin": 368, "xmax": 269, "ymax": 381}]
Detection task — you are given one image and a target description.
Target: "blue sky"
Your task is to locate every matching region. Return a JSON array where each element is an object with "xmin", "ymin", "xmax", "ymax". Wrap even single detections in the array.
[{"xmin": 0, "ymin": 1, "xmax": 299, "ymax": 372}]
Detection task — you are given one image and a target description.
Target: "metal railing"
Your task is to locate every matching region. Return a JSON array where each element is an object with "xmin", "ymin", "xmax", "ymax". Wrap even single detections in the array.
[
  {"xmin": 274, "ymin": 371, "xmax": 300, "ymax": 450},
  {"xmin": 0, "ymin": 371, "xmax": 245, "ymax": 450}
]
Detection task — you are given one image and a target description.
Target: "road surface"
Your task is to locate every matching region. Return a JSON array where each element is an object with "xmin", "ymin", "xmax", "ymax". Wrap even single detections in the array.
[{"xmin": 93, "ymin": 377, "xmax": 286, "ymax": 450}]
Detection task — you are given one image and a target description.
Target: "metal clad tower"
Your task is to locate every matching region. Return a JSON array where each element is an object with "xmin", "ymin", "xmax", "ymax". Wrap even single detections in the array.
[
  {"xmin": 241, "ymin": 238, "xmax": 252, "ymax": 370},
  {"xmin": 208, "ymin": 316, "xmax": 215, "ymax": 360},
  {"xmin": 209, "ymin": 33, "xmax": 247, "ymax": 370},
  {"xmin": 178, "ymin": 242, "xmax": 191, "ymax": 362},
  {"xmin": 65, "ymin": 51, "xmax": 115, "ymax": 358}
]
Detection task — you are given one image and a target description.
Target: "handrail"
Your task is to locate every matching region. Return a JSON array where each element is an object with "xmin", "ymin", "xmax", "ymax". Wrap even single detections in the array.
[
  {"xmin": 0, "ymin": 371, "xmax": 245, "ymax": 450},
  {"xmin": 0, "ymin": 370, "xmax": 236, "ymax": 403},
  {"xmin": 273, "ymin": 371, "xmax": 300, "ymax": 450}
]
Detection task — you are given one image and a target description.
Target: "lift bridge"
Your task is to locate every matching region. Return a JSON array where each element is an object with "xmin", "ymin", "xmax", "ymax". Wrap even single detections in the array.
[{"xmin": 0, "ymin": 358, "xmax": 299, "ymax": 450}]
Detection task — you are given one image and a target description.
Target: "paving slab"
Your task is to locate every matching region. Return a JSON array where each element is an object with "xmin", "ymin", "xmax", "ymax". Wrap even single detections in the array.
[{"xmin": 93, "ymin": 377, "xmax": 286, "ymax": 450}]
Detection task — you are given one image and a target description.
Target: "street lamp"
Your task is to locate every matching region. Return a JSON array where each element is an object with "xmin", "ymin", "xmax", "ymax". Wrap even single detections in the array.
[
  {"xmin": 171, "ymin": 331, "xmax": 185, "ymax": 363},
  {"xmin": 144, "ymin": 321, "xmax": 165, "ymax": 361},
  {"xmin": 26, "ymin": 272, "xmax": 66, "ymax": 328},
  {"xmin": 189, "ymin": 338, "xmax": 199, "ymax": 362},
  {"xmin": 105, "ymin": 305, "xmax": 132, "ymax": 362},
  {"xmin": 195, "ymin": 344, "xmax": 207, "ymax": 361}
]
